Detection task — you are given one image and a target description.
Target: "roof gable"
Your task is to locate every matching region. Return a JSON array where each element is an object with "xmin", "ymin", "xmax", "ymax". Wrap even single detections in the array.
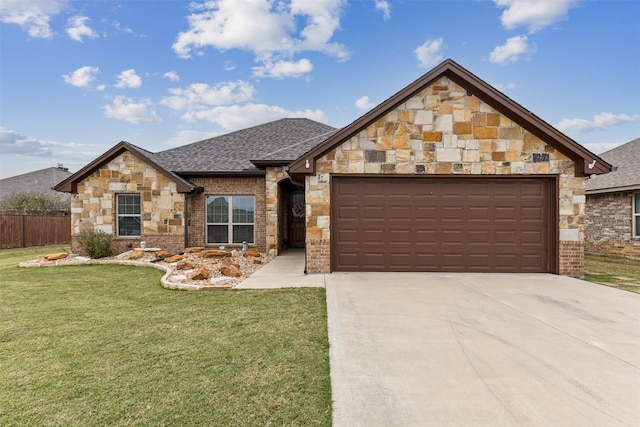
[
  {"xmin": 54, "ymin": 141, "xmax": 197, "ymax": 193},
  {"xmin": 289, "ymin": 59, "xmax": 611, "ymax": 176},
  {"xmin": 586, "ymin": 138, "xmax": 640, "ymax": 194}
]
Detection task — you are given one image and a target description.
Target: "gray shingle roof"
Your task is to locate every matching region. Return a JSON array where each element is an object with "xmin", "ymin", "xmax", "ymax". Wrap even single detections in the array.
[
  {"xmin": 0, "ymin": 167, "xmax": 73, "ymax": 200},
  {"xmin": 155, "ymin": 118, "xmax": 336, "ymax": 173},
  {"xmin": 586, "ymin": 138, "xmax": 640, "ymax": 193}
]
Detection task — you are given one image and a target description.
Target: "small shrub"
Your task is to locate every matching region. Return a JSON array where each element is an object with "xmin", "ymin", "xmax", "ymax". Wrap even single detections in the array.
[{"xmin": 77, "ymin": 230, "xmax": 112, "ymax": 259}]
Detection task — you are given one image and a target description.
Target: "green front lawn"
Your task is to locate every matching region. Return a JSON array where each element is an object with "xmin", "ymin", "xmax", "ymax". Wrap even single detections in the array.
[
  {"xmin": 0, "ymin": 246, "xmax": 331, "ymax": 426},
  {"xmin": 584, "ymin": 253, "xmax": 640, "ymax": 294}
]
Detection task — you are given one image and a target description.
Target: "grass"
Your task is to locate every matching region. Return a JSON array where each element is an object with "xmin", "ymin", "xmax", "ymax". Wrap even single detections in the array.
[
  {"xmin": 584, "ymin": 253, "xmax": 640, "ymax": 294},
  {"xmin": 0, "ymin": 246, "xmax": 331, "ymax": 426}
]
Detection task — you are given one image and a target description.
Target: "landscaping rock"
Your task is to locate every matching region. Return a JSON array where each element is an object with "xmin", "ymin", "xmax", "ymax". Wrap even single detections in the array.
[
  {"xmin": 220, "ymin": 264, "xmax": 241, "ymax": 277},
  {"xmin": 185, "ymin": 247, "xmax": 205, "ymax": 253},
  {"xmin": 252, "ymin": 258, "xmax": 262, "ymax": 265},
  {"xmin": 200, "ymin": 249, "xmax": 231, "ymax": 258},
  {"xmin": 192, "ymin": 264, "xmax": 210, "ymax": 281},
  {"xmin": 164, "ymin": 254, "xmax": 186, "ymax": 263},
  {"xmin": 243, "ymin": 250, "xmax": 260, "ymax": 258},
  {"xmin": 157, "ymin": 250, "xmax": 172, "ymax": 259},
  {"xmin": 128, "ymin": 250, "xmax": 144, "ymax": 260},
  {"xmin": 176, "ymin": 260, "xmax": 195, "ymax": 270},
  {"xmin": 210, "ymin": 277, "xmax": 233, "ymax": 286},
  {"xmin": 45, "ymin": 253, "xmax": 68, "ymax": 261},
  {"xmin": 221, "ymin": 257, "xmax": 240, "ymax": 269},
  {"xmin": 171, "ymin": 274, "xmax": 187, "ymax": 283}
]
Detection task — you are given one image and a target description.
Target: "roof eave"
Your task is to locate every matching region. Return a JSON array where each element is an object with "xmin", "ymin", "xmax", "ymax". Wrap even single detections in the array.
[
  {"xmin": 586, "ymin": 184, "xmax": 640, "ymax": 195},
  {"xmin": 54, "ymin": 141, "xmax": 197, "ymax": 194},
  {"xmin": 175, "ymin": 170, "xmax": 266, "ymax": 177}
]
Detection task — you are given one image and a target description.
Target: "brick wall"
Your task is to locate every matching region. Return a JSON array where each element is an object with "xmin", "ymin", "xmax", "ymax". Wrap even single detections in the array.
[
  {"xmin": 187, "ymin": 176, "xmax": 266, "ymax": 253},
  {"xmin": 305, "ymin": 76, "xmax": 586, "ymax": 276},
  {"xmin": 586, "ymin": 191, "xmax": 640, "ymax": 257}
]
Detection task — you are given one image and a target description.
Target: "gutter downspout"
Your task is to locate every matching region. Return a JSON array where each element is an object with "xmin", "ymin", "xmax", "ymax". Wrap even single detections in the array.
[{"xmin": 283, "ymin": 166, "xmax": 307, "ymax": 274}]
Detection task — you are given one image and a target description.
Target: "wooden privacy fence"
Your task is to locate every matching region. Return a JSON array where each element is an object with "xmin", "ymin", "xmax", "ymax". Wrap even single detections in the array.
[{"xmin": 0, "ymin": 215, "xmax": 71, "ymax": 249}]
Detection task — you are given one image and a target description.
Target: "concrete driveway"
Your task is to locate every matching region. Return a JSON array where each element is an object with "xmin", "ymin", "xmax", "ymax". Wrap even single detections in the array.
[{"xmin": 326, "ymin": 273, "xmax": 640, "ymax": 426}]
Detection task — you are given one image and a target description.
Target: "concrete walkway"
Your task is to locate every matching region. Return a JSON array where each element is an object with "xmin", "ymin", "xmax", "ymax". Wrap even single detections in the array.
[
  {"xmin": 235, "ymin": 249, "xmax": 326, "ymax": 289},
  {"xmin": 235, "ymin": 253, "xmax": 640, "ymax": 426}
]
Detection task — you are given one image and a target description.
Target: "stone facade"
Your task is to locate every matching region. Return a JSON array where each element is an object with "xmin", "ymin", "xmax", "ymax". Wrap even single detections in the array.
[
  {"xmin": 187, "ymin": 176, "xmax": 266, "ymax": 253},
  {"xmin": 265, "ymin": 167, "xmax": 288, "ymax": 257},
  {"xmin": 70, "ymin": 151, "xmax": 185, "ymax": 255},
  {"xmin": 305, "ymin": 77, "xmax": 586, "ymax": 276},
  {"xmin": 586, "ymin": 192, "xmax": 640, "ymax": 257}
]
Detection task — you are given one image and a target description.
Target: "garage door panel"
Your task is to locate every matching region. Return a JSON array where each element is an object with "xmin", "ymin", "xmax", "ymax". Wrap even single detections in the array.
[{"xmin": 332, "ymin": 177, "xmax": 553, "ymax": 272}]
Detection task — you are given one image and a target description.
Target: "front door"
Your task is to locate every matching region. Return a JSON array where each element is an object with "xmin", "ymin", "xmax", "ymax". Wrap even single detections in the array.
[{"xmin": 288, "ymin": 191, "xmax": 305, "ymax": 248}]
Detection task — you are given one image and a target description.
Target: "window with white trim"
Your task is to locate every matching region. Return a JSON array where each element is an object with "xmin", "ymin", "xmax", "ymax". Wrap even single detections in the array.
[
  {"xmin": 206, "ymin": 195, "xmax": 254, "ymax": 244},
  {"xmin": 117, "ymin": 194, "xmax": 141, "ymax": 236},
  {"xmin": 634, "ymin": 193, "xmax": 640, "ymax": 238}
]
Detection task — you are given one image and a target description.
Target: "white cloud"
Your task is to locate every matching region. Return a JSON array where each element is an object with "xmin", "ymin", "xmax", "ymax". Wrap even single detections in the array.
[
  {"xmin": 163, "ymin": 71, "xmax": 180, "ymax": 82},
  {"xmin": 0, "ymin": 0, "xmax": 66, "ymax": 39},
  {"xmin": 556, "ymin": 112, "xmax": 640, "ymax": 134},
  {"xmin": 160, "ymin": 80, "xmax": 255, "ymax": 110},
  {"xmin": 491, "ymin": 82, "xmax": 517, "ymax": 91},
  {"xmin": 375, "ymin": 0, "xmax": 391, "ymax": 20},
  {"xmin": 493, "ymin": 0, "xmax": 577, "ymax": 33},
  {"xmin": 115, "ymin": 69, "xmax": 142, "ymax": 89},
  {"xmin": 355, "ymin": 95, "xmax": 375, "ymax": 110},
  {"xmin": 253, "ymin": 58, "xmax": 313, "ymax": 78},
  {"xmin": 181, "ymin": 103, "xmax": 327, "ymax": 130},
  {"xmin": 172, "ymin": 0, "xmax": 349, "ymax": 75},
  {"xmin": 62, "ymin": 66, "xmax": 100, "ymax": 88},
  {"xmin": 224, "ymin": 60, "xmax": 236, "ymax": 71},
  {"xmin": 103, "ymin": 96, "xmax": 161, "ymax": 124},
  {"xmin": 415, "ymin": 38, "xmax": 444, "ymax": 68},
  {"xmin": 163, "ymin": 130, "xmax": 221, "ymax": 147},
  {"xmin": 489, "ymin": 35, "xmax": 534, "ymax": 64},
  {"xmin": 0, "ymin": 127, "xmax": 102, "ymax": 161},
  {"xmin": 113, "ymin": 21, "xmax": 146, "ymax": 37},
  {"xmin": 66, "ymin": 15, "xmax": 98, "ymax": 42}
]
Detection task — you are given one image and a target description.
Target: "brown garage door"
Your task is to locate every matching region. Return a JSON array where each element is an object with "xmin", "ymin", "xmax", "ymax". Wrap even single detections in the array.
[{"xmin": 332, "ymin": 176, "xmax": 556, "ymax": 273}]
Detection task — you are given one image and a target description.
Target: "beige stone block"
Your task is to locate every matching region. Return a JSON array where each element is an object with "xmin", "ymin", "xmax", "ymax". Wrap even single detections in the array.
[
  {"xmin": 486, "ymin": 113, "xmax": 500, "ymax": 126},
  {"xmin": 505, "ymin": 151, "xmax": 521, "ymax": 162},
  {"xmin": 392, "ymin": 135, "xmax": 410, "ymax": 149},
  {"xmin": 348, "ymin": 162, "xmax": 364, "ymax": 173},
  {"xmin": 492, "ymin": 140, "xmax": 507, "ymax": 152},
  {"xmin": 396, "ymin": 149, "xmax": 411, "ymax": 161},
  {"xmin": 507, "ymin": 140, "xmax": 524, "ymax": 151},
  {"xmin": 465, "ymin": 140, "xmax": 479, "ymax": 150},
  {"xmin": 453, "ymin": 109, "xmax": 466, "ymax": 122},
  {"xmin": 378, "ymin": 136, "xmax": 392, "ymax": 149},
  {"xmin": 347, "ymin": 151, "xmax": 364, "ymax": 161},
  {"xmin": 423, "ymin": 132, "xmax": 442, "ymax": 142},
  {"xmin": 499, "ymin": 127, "xmax": 523, "ymax": 139},
  {"xmin": 462, "ymin": 150, "xmax": 480, "ymax": 162},
  {"xmin": 453, "ymin": 122, "xmax": 472, "ymax": 134},
  {"xmin": 405, "ymin": 97, "xmax": 424, "ymax": 109},
  {"xmin": 435, "ymin": 163, "xmax": 451, "ymax": 174},
  {"xmin": 479, "ymin": 102, "xmax": 493, "ymax": 113},
  {"xmin": 436, "ymin": 148, "xmax": 462, "ymax": 162},
  {"xmin": 410, "ymin": 139, "xmax": 424, "ymax": 151},
  {"xmin": 365, "ymin": 163, "xmax": 381, "ymax": 173},
  {"xmin": 439, "ymin": 103, "xmax": 453, "ymax": 114},
  {"xmin": 474, "ymin": 127, "xmax": 498, "ymax": 139},
  {"xmin": 471, "ymin": 163, "xmax": 482, "ymax": 174},
  {"xmin": 442, "ymin": 134, "xmax": 458, "ymax": 148},
  {"xmin": 560, "ymin": 228, "xmax": 580, "ymax": 242},
  {"xmin": 510, "ymin": 162, "xmax": 525, "ymax": 174},
  {"xmin": 396, "ymin": 162, "xmax": 414, "ymax": 174},
  {"xmin": 479, "ymin": 140, "xmax": 492, "ymax": 153},
  {"xmin": 415, "ymin": 110, "xmax": 433, "ymax": 125},
  {"xmin": 523, "ymin": 132, "xmax": 544, "ymax": 151},
  {"xmin": 413, "ymin": 151, "xmax": 426, "ymax": 162},
  {"xmin": 434, "ymin": 114, "xmax": 453, "ymax": 132},
  {"xmin": 481, "ymin": 162, "xmax": 496, "ymax": 174},
  {"xmin": 426, "ymin": 95, "xmax": 440, "ymax": 110}
]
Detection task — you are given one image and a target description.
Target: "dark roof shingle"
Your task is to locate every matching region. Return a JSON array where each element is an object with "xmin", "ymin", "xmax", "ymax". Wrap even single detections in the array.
[
  {"xmin": 586, "ymin": 138, "xmax": 640, "ymax": 193},
  {"xmin": 155, "ymin": 118, "xmax": 336, "ymax": 173}
]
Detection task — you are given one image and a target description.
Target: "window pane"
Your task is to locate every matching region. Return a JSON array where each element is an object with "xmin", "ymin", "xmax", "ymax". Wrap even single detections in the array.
[
  {"xmin": 232, "ymin": 196, "xmax": 254, "ymax": 223},
  {"xmin": 119, "ymin": 216, "xmax": 141, "ymax": 236},
  {"xmin": 206, "ymin": 196, "xmax": 229, "ymax": 223},
  {"xmin": 207, "ymin": 225, "xmax": 228, "ymax": 243},
  {"xmin": 233, "ymin": 225, "xmax": 254, "ymax": 243},
  {"xmin": 635, "ymin": 194, "xmax": 640, "ymax": 213},
  {"xmin": 118, "ymin": 194, "xmax": 140, "ymax": 214},
  {"xmin": 636, "ymin": 219, "xmax": 640, "ymax": 238}
]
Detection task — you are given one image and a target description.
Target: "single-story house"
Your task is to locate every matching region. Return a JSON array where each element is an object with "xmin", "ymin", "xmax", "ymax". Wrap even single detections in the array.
[
  {"xmin": 55, "ymin": 59, "xmax": 611, "ymax": 277},
  {"xmin": 585, "ymin": 138, "xmax": 640, "ymax": 257}
]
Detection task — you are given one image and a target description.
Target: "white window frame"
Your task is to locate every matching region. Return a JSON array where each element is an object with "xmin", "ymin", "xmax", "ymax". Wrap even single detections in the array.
[
  {"xmin": 206, "ymin": 195, "xmax": 255, "ymax": 244},
  {"xmin": 634, "ymin": 193, "xmax": 640, "ymax": 238},
  {"xmin": 117, "ymin": 194, "xmax": 141, "ymax": 237}
]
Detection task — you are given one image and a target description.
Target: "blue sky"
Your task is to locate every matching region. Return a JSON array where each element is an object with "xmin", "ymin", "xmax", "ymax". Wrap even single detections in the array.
[{"xmin": 1, "ymin": 0, "xmax": 639, "ymax": 179}]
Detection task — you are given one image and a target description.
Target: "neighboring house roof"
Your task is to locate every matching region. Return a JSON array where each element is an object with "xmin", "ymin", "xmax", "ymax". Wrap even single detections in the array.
[
  {"xmin": 586, "ymin": 138, "xmax": 640, "ymax": 194},
  {"xmin": 155, "ymin": 118, "xmax": 336, "ymax": 174},
  {"xmin": 0, "ymin": 166, "xmax": 73, "ymax": 200},
  {"xmin": 289, "ymin": 59, "xmax": 612, "ymax": 176},
  {"xmin": 55, "ymin": 141, "xmax": 199, "ymax": 194}
]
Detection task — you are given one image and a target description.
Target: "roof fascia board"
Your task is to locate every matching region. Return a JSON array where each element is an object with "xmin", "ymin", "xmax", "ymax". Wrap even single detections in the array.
[
  {"xmin": 586, "ymin": 184, "xmax": 640, "ymax": 195},
  {"xmin": 289, "ymin": 59, "xmax": 611, "ymax": 176},
  {"xmin": 175, "ymin": 170, "xmax": 266, "ymax": 177},
  {"xmin": 54, "ymin": 141, "xmax": 195, "ymax": 193}
]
